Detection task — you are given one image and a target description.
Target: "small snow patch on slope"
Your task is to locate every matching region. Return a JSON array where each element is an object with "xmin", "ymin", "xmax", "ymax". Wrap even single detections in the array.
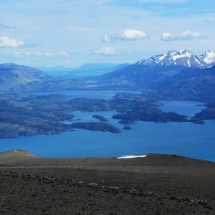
[{"xmin": 117, "ymin": 155, "xmax": 147, "ymax": 159}]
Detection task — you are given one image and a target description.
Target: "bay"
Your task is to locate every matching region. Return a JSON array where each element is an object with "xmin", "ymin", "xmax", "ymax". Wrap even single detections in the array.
[{"xmin": 0, "ymin": 91, "xmax": 214, "ymax": 161}]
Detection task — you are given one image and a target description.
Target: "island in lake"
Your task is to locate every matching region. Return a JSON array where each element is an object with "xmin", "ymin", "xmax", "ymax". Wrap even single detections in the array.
[{"xmin": 0, "ymin": 92, "xmax": 214, "ymax": 138}]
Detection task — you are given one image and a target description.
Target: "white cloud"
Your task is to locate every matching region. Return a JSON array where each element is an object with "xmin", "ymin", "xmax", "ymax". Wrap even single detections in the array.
[
  {"xmin": 13, "ymin": 51, "xmax": 69, "ymax": 57},
  {"xmin": 161, "ymin": 31, "xmax": 207, "ymax": 41},
  {"xmin": 0, "ymin": 36, "xmax": 24, "ymax": 48},
  {"xmin": 102, "ymin": 29, "xmax": 148, "ymax": 42},
  {"xmin": 94, "ymin": 47, "xmax": 116, "ymax": 55},
  {"xmin": 44, "ymin": 51, "xmax": 69, "ymax": 57}
]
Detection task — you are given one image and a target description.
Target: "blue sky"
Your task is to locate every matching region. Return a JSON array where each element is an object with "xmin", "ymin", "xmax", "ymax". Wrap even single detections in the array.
[{"xmin": 0, "ymin": 0, "xmax": 214, "ymax": 67}]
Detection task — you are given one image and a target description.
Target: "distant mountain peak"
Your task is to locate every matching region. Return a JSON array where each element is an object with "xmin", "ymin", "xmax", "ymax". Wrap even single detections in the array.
[{"xmin": 137, "ymin": 50, "xmax": 215, "ymax": 68}]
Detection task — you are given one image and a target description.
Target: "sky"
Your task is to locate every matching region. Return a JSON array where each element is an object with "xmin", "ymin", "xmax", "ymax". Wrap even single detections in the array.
[{"xmin": 0, "ymin": 0, "xmax": 214, "ymax": 67}]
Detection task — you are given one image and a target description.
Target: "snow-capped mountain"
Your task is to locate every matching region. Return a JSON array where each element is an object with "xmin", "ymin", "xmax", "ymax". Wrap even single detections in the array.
[{"xmin": 137, "ymin": 50, "xmax": 215, "ymax": 68}]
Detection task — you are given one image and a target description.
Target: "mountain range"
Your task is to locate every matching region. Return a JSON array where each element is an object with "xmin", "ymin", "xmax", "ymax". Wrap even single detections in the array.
[
  {"xmin": 0, "ymin": 50, "xmax": 215, "ymax": 102},
  {"xmin": 98, "ymin": 50, "xmax": 215, "ymax": 102},
  {"xmin": 137, "ymin": 50, "xmax": 215, "ymax": 68}
]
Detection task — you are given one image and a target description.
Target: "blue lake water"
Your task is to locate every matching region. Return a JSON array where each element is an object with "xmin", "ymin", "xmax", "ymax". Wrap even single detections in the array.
[
  {"xmin": 0, "ymin": 91, "xmax": 215, "ymax": 161},
  {"xmin": 29, "ymin": 90, "xmax": 141, "ymax": 100},
  {"xmin": 159, "ymin": 100, "xmax": 205, "ymax": 118}
]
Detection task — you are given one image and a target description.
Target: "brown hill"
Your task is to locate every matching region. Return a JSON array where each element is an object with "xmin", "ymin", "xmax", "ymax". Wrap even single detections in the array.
[{"xmin": 0, "ymin": 150, "xmax": 37, "ymax": 165}]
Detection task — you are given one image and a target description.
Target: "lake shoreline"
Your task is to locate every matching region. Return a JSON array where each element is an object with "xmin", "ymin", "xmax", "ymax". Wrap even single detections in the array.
[{"xmin": 0, "ymin": 91, "xmax": 214, "ymax": 161}]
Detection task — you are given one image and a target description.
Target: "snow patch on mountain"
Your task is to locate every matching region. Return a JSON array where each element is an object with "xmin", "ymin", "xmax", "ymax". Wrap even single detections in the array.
[
  {"xmin": 202, "ymin": 50, "xmax": 215, "ymax": 65},
  {"xmin": 172, "ymin": 50, "xmax": 191, "ymax": 60}
]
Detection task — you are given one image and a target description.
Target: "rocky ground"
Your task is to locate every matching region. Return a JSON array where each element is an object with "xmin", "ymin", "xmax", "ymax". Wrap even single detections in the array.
[{"xmin": 0, "ymin": 150, "xmax": 215, "ymax": 214}]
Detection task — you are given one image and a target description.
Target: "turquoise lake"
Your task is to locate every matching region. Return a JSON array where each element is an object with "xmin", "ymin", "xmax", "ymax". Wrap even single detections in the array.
[{"xmin": 0, "ymin": 91, "xmax": 215, "ymax": 161}]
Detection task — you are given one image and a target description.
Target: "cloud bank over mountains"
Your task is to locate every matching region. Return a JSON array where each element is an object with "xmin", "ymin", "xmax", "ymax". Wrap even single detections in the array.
[
  {"xmin": 13, "ymin": 51, "xmax": 69, "ymax": 58},
  {"xmin": 161, "ymin": 31, "xmax": 208, "ymax": 42},
  {"xmin": 94, "ymin": 47, "xmax": 116, "ymax": 55}
]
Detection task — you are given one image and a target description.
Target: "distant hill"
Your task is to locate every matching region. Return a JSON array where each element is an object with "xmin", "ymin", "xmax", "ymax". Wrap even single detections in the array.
[
  {"xmin": 145, "ymin": 65, "xmax": 215, "ymax": 102},
  {"xmin": 99, "ymin": 64, "xmax": 190, "ymax": 88},
  {"xmin": 0, "ymin": 150, "xmax": 213, "ymax": 167},
  {"xmin": 0, "ymin": 63, "xmax": 52, "ymax": 91},
  {"xmin": 40, "ymin": 63, "xmax": 129, "ymax": 79},
  {"xmin": 0, "ymin": 150, "xmax": 37, "ymax": 165}
]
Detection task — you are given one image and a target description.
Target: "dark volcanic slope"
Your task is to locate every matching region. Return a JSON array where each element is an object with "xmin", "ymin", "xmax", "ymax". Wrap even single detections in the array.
[{"xmin": 0, "ymin": 151, "xmax": 215, "ymax": 214}]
